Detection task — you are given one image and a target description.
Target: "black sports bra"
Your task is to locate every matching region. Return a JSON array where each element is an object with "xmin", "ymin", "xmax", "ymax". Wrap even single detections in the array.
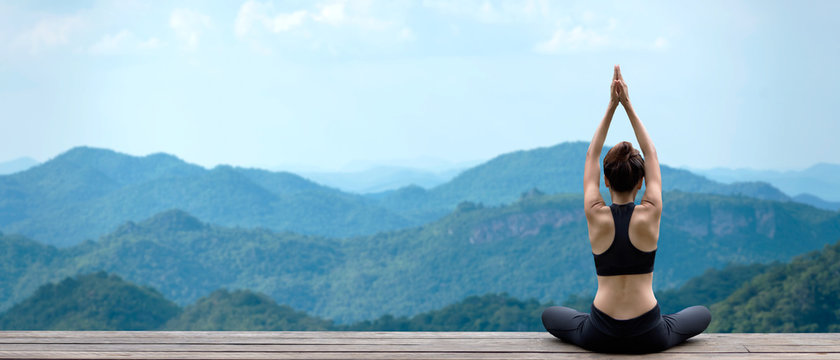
[{"xmin": 592, "ymin": 202, "xmax": 656, "ymax": 276}]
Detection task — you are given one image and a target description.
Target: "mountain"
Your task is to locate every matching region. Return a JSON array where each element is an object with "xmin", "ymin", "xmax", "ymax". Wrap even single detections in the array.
[
  {"xmin": 710, "ymin": 241, "xmax": 840, "ymax": 332},
  {"xmin": 301, "ymin": 166, "xmax": 464, "ymax": 194},
  {"xmin": 0, "ymin": 271, "xmax": 550, "ymax": 331},
  {"xmin": 0, "ymin": 147, "xmax": 412, "ymax": 247},
  {"xmin": 792, "ymin": 193, "xmax": 840, "ymax": 211},
  {"xmin": 3, "ymin": 190, "xmax": 838, "ymax": 323},
  {"xmin": 372, "ymin": 142, "xmax": 793, "ymax": 223},
  {"xmin": 696, "ymin": 163, "xmax": 840, "ymax": 203},
  {"xmin": 164, "ymin": 289, "xmax": 334, "ymax": 330},
  {"xmin": 0, "ymin": 144, "xmax": 800, "ymax": 247},
  {"xmin": 0, "ymin": 271, "xmax": 179, "ymax": 330},
  {"xmin": 0, "ymin": 157, "xmax": 38, "ymax": 175},
  {"xmin": 343, "ymin": 293, "xmax": 549, "ymax": 331}
]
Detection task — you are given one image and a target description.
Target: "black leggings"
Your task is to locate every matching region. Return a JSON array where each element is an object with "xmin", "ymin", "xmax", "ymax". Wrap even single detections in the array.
[{"xmin": 541, "ymin": 303, "xmax": 711, "ymax": 354}]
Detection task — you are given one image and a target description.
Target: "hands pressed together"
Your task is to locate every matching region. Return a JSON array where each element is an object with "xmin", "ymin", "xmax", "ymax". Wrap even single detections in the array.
[{"xmin": 610, "ymin": 65, "xmax": 630, "ymax": 107}]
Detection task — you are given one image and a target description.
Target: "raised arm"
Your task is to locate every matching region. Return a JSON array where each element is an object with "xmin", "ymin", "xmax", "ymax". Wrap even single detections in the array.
[
  {"xmin": 615, "ymin": 66, "xmax": 662, "ymax": 211},
  {"xmin": 583, "ymin": 67, "xmax": 621, "ymax": 213}
]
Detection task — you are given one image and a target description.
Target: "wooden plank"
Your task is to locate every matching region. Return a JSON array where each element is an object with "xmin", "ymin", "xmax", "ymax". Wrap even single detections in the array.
[
  {"xmin": 1, "ymin": 351, "xmax": 840, "ymax": 360},
  {"xmin": 0, "ymin": 331, "xmax": 542, "ymax": 338},
  {"xmin": 0, "ymin": 332, "xmax": 838, "ymax": 360},
  {"xmin": 0, "ymin": 340, "xmax": 747, "ymax": 353},
  {"xmin": 746, "ymin": 345, "xmax": 840, "ymax": 353}
]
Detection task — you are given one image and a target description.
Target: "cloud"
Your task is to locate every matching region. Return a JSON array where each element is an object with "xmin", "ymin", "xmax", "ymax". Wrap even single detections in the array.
[
  {"xmin": 534, "ymin": 11, "xmax": 668, "ymax": 54},
  {"xmin": 14, "ymin": 15, "xmax": 85, "ymax": 54},
  {"xmin": 88, "ymin": 30, "xmax": 132, "ymax": 54},
  {"xmin": 535, "ymin": 25, "xmax": 609, "ymax": 53},
  {"xmin": 652, "ymin": 36, "xmax": 668, "ymax": 49},
  {"xmin": 422, "ymin": 0, "xmax": 551, "ymax": 23},
  {"xmin": 88, "ymin": 30, "xmax": 162, "ymax": 54},
  {"xmin": 234, "ymin": 0, "xmax": 411, "ymax": 54},
  {"xmin": 235, "ymin": 1, "xmax": 307, "ymax": 36},
  {"xmin": 169, "ymin": 8, "xmax": 211, "ymax": 51}
]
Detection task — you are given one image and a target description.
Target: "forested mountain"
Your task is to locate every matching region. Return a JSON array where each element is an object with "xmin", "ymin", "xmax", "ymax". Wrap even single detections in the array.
[
  {"xmin": 164, "ymin": 289, "xmax": 334, "ymax": 330},
  {"xmin": 372, "ymin": 142, "xmax": 792, "ymax": 222},
  {"xmin": 710, "ymin": 241, "xmax": 840, "ymax": 332},
  {"xmin": 0, "ymin": 143, "xmax": 798, "ymax": 247},
  {"xmin": 6, "ymin": 241, "xmax": 840, "ymax": 332},
  {"xmin": 0, "ymin": 147, "xmax": 412, "ymax": 246},
  {"xmin": 2, "ymin": 191, "xmax": 837, "ymax": 323},
  {"xmin": 0, "ymin": 272, "xmax": 552, "ymax": 331},
  {"xmin": 0, "ymin": 271, "xmax": 179, "ymax": 330}
]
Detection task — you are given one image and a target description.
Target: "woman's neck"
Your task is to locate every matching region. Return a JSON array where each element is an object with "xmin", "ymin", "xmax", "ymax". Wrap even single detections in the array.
[{"xmin": 610, "ymin": 191, "xmax": 637, "ymax": 205}]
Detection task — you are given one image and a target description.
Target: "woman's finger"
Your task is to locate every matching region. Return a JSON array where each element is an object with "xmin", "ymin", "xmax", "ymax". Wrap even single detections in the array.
[
  {"xmin": 617, "ymin": 66, "xmax": 624, "ymax": 81},
  {"xmin": 614, "ymin": 65, "xmax": 619, "ymax": 80}
]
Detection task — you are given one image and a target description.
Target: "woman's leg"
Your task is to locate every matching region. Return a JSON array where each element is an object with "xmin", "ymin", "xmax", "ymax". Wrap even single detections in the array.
[
  {"xmin": 662, "ymin": 305, "xmax": 712, "ymax": 347},
  {"xmin": 541, "ymin": 306, "xmax": 588, "ymax": 344}
]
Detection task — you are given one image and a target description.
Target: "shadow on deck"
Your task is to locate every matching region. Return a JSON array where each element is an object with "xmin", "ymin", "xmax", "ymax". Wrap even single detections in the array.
[{"xmin": 0, "ymin": 331, "xmax": 838, "ymax": 359}]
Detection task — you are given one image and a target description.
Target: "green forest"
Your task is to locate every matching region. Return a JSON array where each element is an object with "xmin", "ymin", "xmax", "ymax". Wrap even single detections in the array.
[{"xmin": 3, "ymin": 240, "xmax": 840, "ymax": 332}]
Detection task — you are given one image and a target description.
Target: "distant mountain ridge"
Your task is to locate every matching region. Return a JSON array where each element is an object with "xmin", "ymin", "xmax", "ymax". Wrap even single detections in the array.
[
  {"xmin": 0, "ymin": 143, "xmax": 808, "ymax": 247},
  {"xmin": 696, "ymin": 163, "xmax": 840, "ymax": 205},
  {"xmin": 3, "ymin": 191, "xmax": 838, "ymax": 323},
  {"xmin": 372, "ymin": 142, "xmax": 794, "ymax": 223},
  {"xmin": 0, "ymin": 157, "xmax": 38, "ymax": 175},
  {"xmin": 301, "ymin": 166, "xmax": 465, "ymax": 194},
  {"xmin": 0, "ymin": 147, "xmax": 413, "ymax": 247}
]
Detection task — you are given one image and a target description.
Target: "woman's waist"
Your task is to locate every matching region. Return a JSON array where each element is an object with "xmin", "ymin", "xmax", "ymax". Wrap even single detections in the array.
[{"xmin": 594, "ymin": 274, "xmax": 657, "ymax": 319}]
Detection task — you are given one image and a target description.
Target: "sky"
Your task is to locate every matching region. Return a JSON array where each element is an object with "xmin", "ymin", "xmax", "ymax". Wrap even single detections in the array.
[{"xmin": 0, "ymin": 0, "xmax": 837, "ymax": 172}]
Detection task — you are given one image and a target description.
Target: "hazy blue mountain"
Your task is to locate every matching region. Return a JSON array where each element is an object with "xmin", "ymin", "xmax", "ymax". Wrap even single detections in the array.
[
  {"xmin": 696, "ymin": 163, "xmax": 840, "ymax": 203},
  {"xmin": 301, "ymin": 166, "xmax": 464, "ymax": 194},
  {"xmin": 3, "ymin": 191, "xmax": 837, "ymax": 323},
  {"xmin": 0, "ymin": 147, "xmax": 412, "ymax": 247},
  {"xmin": 0, "ymin": 143, "xmax": 801, "ymax": 247},
  {"xmin": 373, "ymin": 142, "xmax": 793, "ymax": 223},
  {"xmin": 0, "ymin": 157, "xmax": 38, "ymax": 175},
  {"xmin": 792, "ymin": 193, "xmax": 840, "ymax": 211}
]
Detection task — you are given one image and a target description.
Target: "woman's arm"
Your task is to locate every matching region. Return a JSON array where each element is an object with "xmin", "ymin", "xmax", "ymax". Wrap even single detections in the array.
[
  {"xmin": 615, "ymin": 66, "xmax": 662, "ymax": 211},
  {"xmin": 583, "ymin": 67, "xmax": 621, "ymax": 213}
]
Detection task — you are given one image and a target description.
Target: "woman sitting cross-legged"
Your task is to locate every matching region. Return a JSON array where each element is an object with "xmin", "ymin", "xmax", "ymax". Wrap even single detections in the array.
[{"xmin": 541, "ymin": 65, "xmax": 711, "ymax": 354}]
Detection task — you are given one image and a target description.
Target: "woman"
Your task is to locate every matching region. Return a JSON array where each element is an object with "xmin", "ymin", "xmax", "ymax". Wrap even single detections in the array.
[{"xmin": 541, "ymin": 65, "xmax": 711, "ymax": 354}]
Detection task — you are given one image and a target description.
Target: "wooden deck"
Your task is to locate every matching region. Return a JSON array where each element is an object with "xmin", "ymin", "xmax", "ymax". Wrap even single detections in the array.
[{"xmin": 0, "ymin": 331, "xmax": 838, "ymax": 359}]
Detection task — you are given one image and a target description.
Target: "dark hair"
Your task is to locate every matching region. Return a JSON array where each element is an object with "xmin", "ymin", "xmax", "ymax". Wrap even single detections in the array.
[{"xmin": 603, "ymin": 141, "xmax": 645, "ymax": 192}]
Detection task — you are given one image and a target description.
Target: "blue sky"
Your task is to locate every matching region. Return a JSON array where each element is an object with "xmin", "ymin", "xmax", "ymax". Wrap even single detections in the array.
[{"xmin": 0, "ymin": 0, "xmax": 837, "ymax": 171}]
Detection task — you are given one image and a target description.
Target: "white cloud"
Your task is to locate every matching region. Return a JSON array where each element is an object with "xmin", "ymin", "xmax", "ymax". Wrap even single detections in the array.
[
  {"xmin": 535, "ymin": 25, "xmax": 609, "ymax": 53},
  {"xmin": 652, "ymin": 36, "xmax": 668, "ymax": 49},
  {"xmin": 272, "ymin": 10, "xmax": 308, "ymax": 32},
  {"xmin": 89, "ymin": 30, "xmax": 132, "ymax": 54},
  {"xmin": 15, "ymin": 15, "xmax": 84, "ymax": 54},
  {"xmin": 169, "ymin": 8, "xmax": 211, "ymax": 51},
  {"xmin": 422, "ymin": 0, "xmax": 551, "ymax": 23},
  {"xmin": 234, "ymin": 0, "xmax": 411, "ymax": 53},
  {"xmin": 89, "ymin": 30, "xmax": 163, "ymax": 54},
  {"xmin": 235, "ymin": 1, "xmax": 307, "ymax": 36},
  {"xmin": 312, "ymin": 1, "xmax": 346, "ymax": 26},
  {"xmin": 138, "ymin": 37, "xmax": 162, "ymax": 50}
]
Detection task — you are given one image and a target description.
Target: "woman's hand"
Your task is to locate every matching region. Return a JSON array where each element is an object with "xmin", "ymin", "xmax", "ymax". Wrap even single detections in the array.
[
  {"xmin": 609, "ymin": 66, "xmax": 621, "ymax": 107},
  {"xmin": 614, "ymin": 65, "xmax": 630, "ymax": 105}
]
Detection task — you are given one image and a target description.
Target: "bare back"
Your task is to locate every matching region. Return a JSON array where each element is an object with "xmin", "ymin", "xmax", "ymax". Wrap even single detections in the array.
[{"xmin": 587, "ymin": 202, "xmax": 659, "ymax": 319}]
